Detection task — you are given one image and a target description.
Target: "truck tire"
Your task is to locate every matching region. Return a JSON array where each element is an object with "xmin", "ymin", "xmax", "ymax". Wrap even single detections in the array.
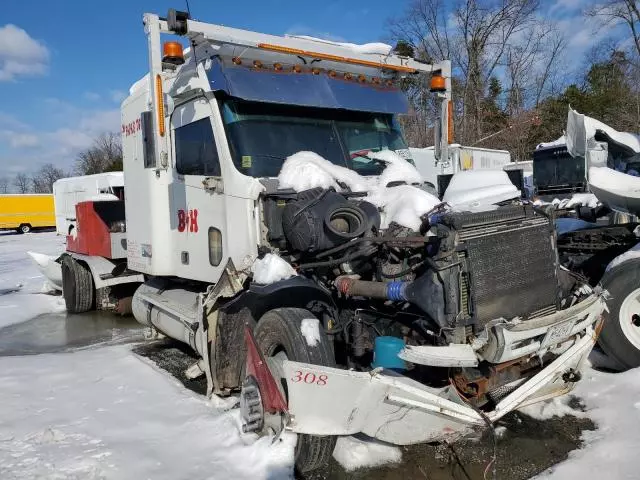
[
  {"xmin": 598, "ymin": 257, "xmax": 640, "ymax": 370},
  {"xmin": 17, "ymin": 224, "xmax": 31, "ymax": 234},
  {"xmin": 254, "ymin": 308, "xmax": 336, "ymax": 474},
  {"xmin": 61, "ymin": 255, "xmax": 95, "ymax": 313}
]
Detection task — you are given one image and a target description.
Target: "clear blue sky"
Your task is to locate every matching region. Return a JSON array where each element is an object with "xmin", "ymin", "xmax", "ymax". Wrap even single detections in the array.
[{"xmin": 0, "ymin": 0, "xmax": 609, "ymax": 176}]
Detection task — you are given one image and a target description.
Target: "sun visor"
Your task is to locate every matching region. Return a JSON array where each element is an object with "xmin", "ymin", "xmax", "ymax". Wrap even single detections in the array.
[{"xmin": 207, "ymin": 58, "xmax": 409, "ymax": 114}]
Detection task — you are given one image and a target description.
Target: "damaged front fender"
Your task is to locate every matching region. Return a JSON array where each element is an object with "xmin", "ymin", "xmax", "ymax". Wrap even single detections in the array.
[{"xmin": 282, "ymin": 321, "xmax": 601, "ymax": 445}]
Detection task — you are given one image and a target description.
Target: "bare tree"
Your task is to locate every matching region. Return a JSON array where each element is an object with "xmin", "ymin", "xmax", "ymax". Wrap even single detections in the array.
[
  {"xmin": 389, "ymin": 0, "xmax": 542, "ymax": 145},
  {"xmin": 0, "ymin": 177, "xmax": 8, "ymax": 194},
  {"xmin": 14, "ymin": 173, "xmax": 30, "ymax": 193},
  {"xmin": 75, "ymin": 132, "xmax": 123, "ymax": 175},
  {"xmin": 589, "ymin": 1, "xmax": 640, "ymax": 58},
  {"xmin": 31, "ymin": 164, "xmax": 66, "ymax": 193}
]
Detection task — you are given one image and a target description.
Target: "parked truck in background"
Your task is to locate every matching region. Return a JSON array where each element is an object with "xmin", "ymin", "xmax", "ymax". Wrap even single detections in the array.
[
  {"xmin": 0, "ymin": 194, "xmax": 55, "ymax": 233},
  {"xmin": 53, "ymin": 172, "xmax": 124, "ymax": 236},
  {"xmin": 57, "ymin": 9, "xmax": 606, "ymax": 473},
  {"xmin": 410, "ymin": 145, "xmax": 522, "ymax": 196}
]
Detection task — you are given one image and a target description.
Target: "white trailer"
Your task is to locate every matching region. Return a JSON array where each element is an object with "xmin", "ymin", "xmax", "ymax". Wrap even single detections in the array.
[
  {"xmin": 410, "ymin": 145, "xmax": 512, "ymax": 195},
  {"xmin": 59, "ymin": 9, "xmax": 605, "ymax": 474},
  {"xmin": 53, "ymin": 172, "xmax": 124, "ymax": 235}
]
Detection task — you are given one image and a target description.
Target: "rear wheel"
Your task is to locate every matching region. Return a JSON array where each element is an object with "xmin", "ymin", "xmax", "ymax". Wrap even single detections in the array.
[
  {"xmin": 61, "ymin": 255, "xmax": 95, "ymax": 313},
  {"xmin": 17, "ymin": 224, "xmax": 31, "ymax": 234},
  {"xmin": 598, "ymin": 257, "xmax": 640, "ymax": 370},
  {"xmin": 254, "ymin": 308, "xmax": 336, "ymax": 474}
]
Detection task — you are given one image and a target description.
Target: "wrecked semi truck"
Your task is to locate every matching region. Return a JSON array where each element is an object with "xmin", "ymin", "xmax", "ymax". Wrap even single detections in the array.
[
  {"xmin": 545, "ymin": 109, "xmax": 640, "ymax": 371},
  {"xmin": 58, "ymin": 10, "xmax": 607, "ymax": 473}
]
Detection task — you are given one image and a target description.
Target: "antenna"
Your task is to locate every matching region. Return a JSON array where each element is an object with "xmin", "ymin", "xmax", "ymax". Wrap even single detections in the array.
[{"xmin": 183, "ymin": 1, "xmax": 197, "ymax": 64}]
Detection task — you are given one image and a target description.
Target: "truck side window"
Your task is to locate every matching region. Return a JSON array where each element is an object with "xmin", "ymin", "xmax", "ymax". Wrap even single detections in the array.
[{"xmin": 175, "ymin": 118, "xmax": 221, "ymax": 176}]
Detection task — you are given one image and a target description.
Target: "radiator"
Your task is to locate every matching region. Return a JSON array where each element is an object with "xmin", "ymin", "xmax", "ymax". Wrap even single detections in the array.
[{"xmin": 445, "ymin": 206, "xmax": 558, "ymax": 327}]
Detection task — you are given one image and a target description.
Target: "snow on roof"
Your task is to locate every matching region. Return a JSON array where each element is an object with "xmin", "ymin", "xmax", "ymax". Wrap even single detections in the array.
[
  {"xmin": 442, "ymin": 170, "xmax": 520, "ymax": 211},
  {"xmin": 536, "ymin": 135, "xmax": 566, "ymax": 150},
  {"xmin": 567, "ymin": 107, "xmax": 640, "ymax": 157},
  {"xmin": 284, "ymin": 35, "xmax": 392, "ymax": 56}
]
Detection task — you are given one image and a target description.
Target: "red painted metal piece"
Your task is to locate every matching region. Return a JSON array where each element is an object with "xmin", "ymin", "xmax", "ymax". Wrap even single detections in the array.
[
  {"xmin": 244, "ymin": 325, "xmax": 289, "ymax": 414},
  {"xmin": 66, "ymin": 201, "xmax": 113, "ymax": 258}
]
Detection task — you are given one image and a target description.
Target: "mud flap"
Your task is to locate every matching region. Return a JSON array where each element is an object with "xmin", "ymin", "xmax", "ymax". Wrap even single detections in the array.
[{"xmin": 240, "ymin": 325, "xmax": 288, "ymax": 434}]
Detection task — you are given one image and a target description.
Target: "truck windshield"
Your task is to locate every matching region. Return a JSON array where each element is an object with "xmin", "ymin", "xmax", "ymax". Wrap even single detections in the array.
[{"xmin": 220, "ymin": 98, "xmax": 409, "ymax": 178}]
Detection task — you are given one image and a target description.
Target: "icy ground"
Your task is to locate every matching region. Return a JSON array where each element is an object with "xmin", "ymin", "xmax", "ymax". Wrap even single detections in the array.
[
  {"xmin": 0, "ymin": 231, "xmax": 66, "ymax": 329},
  {"xmin": 0, "ymin": 232, "xmax": 296, "ymax": 480},
  {"xmin": 536, "ymin": 352, "xmax": 640, "ymax": 479},
  {"xmin": 2, "ymin": 232, "xmax": 640, "ymax": 479}
]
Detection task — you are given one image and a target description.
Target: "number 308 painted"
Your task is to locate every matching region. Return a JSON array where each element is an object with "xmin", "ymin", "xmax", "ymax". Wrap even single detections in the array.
[{"xmin": 291, "ymin": 371, "xmax": 328, "ymax": 386}]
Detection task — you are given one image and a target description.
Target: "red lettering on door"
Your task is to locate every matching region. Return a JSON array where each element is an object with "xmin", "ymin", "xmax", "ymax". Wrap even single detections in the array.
[
  {"xmin": 177, "ymin": 209, "xmax": 198, "ymax": 233},
  {"xmin": 189, "ymin": 209, "xmax": 198, "ymax": 233},
  {"xmin": 177, "ymin": 209, "xmax": 186, "ymax": 232}
]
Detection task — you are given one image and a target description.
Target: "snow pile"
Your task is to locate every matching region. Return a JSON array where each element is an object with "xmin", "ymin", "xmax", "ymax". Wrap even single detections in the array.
[
  {"xmin": 251, "ymin": 253, "xmax": 297, "ymax": 285},
  {"xmin": 442, "ymin": 170, "xmax": 520, "ymax": 211},
  {"xmin": 537, "ymin": 366, "xmax": 640, "ymax": 479},
  {"xmin": 567, "ymin": 107, "xmax": 640, "ymax": 157},
  {"xmin": 0, "ymin": 232, "xmax": 66, "ymax": 328},
  {"xmin": 536, "ymin": 135, "xmax": 566, "ymax": 150},
  {"xmin": 300, "ymin": 318, "xmax": 321, "ymax": 347},
  {"xmin": 367, "ymin": 184, "xmax": 440, "ymax": 231},
  {"xmin": 278, "ymin": 150, "xmax": 440, "ymax": 230},
  {"xmin": 278, "ymin": 151, "xmax": 370, "ymax": 192},
  {"xmin": 332, "ymin": 436, "xmax": 402, "ymax": 471},
  {"xmin": 537, "ymin": 193, "xmax": 601, "ymax": 209},
  {"xmin": 519, "ymin": 396, "xmax": 585, "ymax": 421},
  {"xmin": 0, "ymin": 346, "xmax": 296, "ymax": 480},
  {"xmin": 588, "ymin": 166, "xmax": 640, "ymax": 215},
  {"xmin": 590, "ymin": 166, "xmax": 640, "ymax": 193},
  {"xmin": 369, "ymin": 149, "xmax": 422, "ymax": 187},
  {"xmin": 286, "ymin": 35, "xmax": 392, "ymax": 55},
  {"xmin": 560, "ymin": 193, "xmax": 600, "ymax": 209}
]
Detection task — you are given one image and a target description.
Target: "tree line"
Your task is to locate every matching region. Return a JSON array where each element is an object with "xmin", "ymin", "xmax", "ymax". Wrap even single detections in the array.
[
  {"xmin": 391, "ymin": 0, "xmax": 640, "ymax": 160},
  {"xmin": 0, "ymin": 132, "xmax": 122, "ymax": 194}
]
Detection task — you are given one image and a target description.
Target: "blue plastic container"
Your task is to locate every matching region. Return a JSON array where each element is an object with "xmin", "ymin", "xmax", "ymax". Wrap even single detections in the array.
[{"xmin": 371, "ymin": 336, "xmax": 406, "ymax": 370}]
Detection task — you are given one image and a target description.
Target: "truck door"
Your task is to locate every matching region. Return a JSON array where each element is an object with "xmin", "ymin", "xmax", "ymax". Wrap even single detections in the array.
[{"xmin": 170, "ymin": 99, "xmax": 227, "ymax": 283}]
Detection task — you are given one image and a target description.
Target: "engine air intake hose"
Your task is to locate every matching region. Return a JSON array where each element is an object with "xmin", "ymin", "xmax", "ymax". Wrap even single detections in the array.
[{"xmin": 336, "ymin": 274, "xmax": 441, "ymax": 316}]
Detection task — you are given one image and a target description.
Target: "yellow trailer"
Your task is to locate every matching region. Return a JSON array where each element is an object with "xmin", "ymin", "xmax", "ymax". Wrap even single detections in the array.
[{"xmin": 0, "ymin": 194, "xmax": 56, "ymax": 233}]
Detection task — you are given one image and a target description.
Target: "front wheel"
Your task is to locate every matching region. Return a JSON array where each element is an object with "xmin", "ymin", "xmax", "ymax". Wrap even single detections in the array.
[
  {"xmin": 18, "ymin": 224, "xmax": 31, "ymax": 234},
  {"xmin": 598, "ymin": 257, "xmax": 640, "ymax": 370},
  {"xmin": 61, "ymin": 255, "xmax": 95, "ymax": 313},
  {"xmin": 254, "ymin": 308, "xmax": 336, "ymax": 474}
]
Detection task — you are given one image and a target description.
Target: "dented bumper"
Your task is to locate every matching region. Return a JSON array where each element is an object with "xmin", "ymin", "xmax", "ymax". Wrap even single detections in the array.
[{"xmin": 282, "ymin": 296, "xmax": 606, "ymax": 445}]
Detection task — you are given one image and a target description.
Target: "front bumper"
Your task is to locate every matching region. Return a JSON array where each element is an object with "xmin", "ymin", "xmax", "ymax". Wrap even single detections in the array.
[{"xmin": 282, "ymin": 295, "xmax": 606, "ymax": 445}]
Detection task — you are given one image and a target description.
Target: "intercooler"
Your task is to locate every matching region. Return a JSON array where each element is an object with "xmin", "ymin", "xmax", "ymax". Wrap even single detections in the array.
[{"xmin": 443, "ymin": 205, "xmax": 558, "ymax": 327}]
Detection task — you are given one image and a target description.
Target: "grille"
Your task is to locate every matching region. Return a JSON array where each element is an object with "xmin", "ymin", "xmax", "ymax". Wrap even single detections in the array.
[{"xmin": 445, "ymin": 206, "xmax": 558, "ymax": 326}]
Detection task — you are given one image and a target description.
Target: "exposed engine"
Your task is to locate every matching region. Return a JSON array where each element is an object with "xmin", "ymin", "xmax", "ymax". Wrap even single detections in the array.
[{"xmin": 261, "ymin": 186, "xmax": 594, "ymax": 406}]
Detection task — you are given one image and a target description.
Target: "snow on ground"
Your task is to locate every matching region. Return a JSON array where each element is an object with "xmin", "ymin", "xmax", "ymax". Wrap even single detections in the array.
[
  {"xmin": 0, "ymin": 345, "xmax": 295, "ymax": 480},
  {"xmin": 536, "ymin": 362, "xmax": 640, "ymax": 479},
  {"xmin": 332, "ymin": 436, "xmax": 402, "ymax": 471},
  {"xmin": 0, "ymin": 231, "xmax": 66, "ymax": 328}
]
